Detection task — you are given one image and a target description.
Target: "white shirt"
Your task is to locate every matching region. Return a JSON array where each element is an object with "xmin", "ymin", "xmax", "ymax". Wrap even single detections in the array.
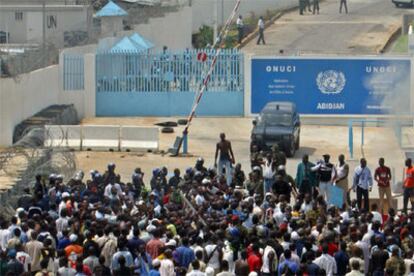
[
  {"xmin": 0, "ymin": 229, "xmax": 10, "ymax": 251},
  {"xmin": 56, "ymin": 217, "xmax": 69, "ymax": 234},
  {"xmin": 355, "ymin": 240, "xmax": 370, "ymax": 273},
  {"xmin": 336, "ymin": 163, "xmax": 349, "ymax": 180},
  {"xmin": 186, "ymin": 270, "xmax": 206, "ymax": 276},
  {"xmin": 195, "ymin": 194, "xmax": 205, "ymax": 206},
  {"xmin": 104, "ymin": 183, "xmax": 122, "ymax": 197},
  {"xmin": 204, "ymin": 244, "xmax": 222, "ymax": 269},
  {"xmin": 372, "ymin": 211, "xmax": 383, "ymax": 224},
  {"xmin": 301, "ymin": 202, "xmax": 312, "ymax": 213},
  {"xmin": 405, "ymin": 258, "xmax": 414, "ymax": 276},
  {"xmin": 313, "ymin": 254, "xmax": 337, "ymax": 276},
  {"xmin": 58, "ymin": 267, "xmax": 76, "ymax": 276},
  {"xmin": 223, "ymin": 245, "xmax": 235, "ymax": 272},
  {"xmin": 236, "ymin": 18, "xmax": 243, "ymax": 27},
  {"xmin": 262, "ymin": 160, "xmax": 274, "ymax": 179},
  {"xmin": 160, "ymin": 258, "xmax": 175, "ymax": 276},
  {"xmin": 261, "ymin": 245, "xmax": 277, "ymax": 273},
  {"xmin": 16, "ymin": 251, "xmax": 31, "ymax": 272},
  {"xmin": 258, "ymin": 19, "xmax": 264, "ymax": 29}
]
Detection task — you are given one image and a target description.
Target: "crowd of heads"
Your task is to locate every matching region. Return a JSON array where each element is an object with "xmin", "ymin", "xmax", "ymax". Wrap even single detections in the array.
[{"xmin": 0, "ymin": 145, "xmax": 414, "ymax": 276}]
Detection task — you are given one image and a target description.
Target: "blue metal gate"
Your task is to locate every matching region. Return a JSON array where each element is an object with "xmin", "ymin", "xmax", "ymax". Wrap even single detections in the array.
[{"xmin": 95, "ymin": 49, "xmax": 244, "ymax": 116}]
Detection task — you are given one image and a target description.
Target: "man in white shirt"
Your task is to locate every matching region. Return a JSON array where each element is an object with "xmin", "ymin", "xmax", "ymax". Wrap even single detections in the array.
[
  {"xmin": 261, "ymin": 240, "xmax": 278, "ymax": 275},
  {"xmin": 204, "ymin": 235, "xmax": 222, "ymax": 272},
  {"xmin": 0, "ymin": 221, "xmax": 10, "ymax": 252},
  {"xmin": 313, "ymin": 244, "xmax": 337, "ymax": 276},
  {"xmin": 186, "ymin": 260, "xmax": 206, "ymax": 276},
  {"xmin": 160, "ymin": 249, "xmax": 175, "ymax": 276},
  {"xmin": 236, "ymin": 15, "xmax": 244, "ymax": 44},
  {"xmin": 216, "ymin": 260, "xmax": 234, "ymax": 276},
  {"xmin": 257, "ymin": 16, "xmax": 265, "ymax": 45},
  {"xmin": 312, "ymin": 154, "xmax": 337, "ymax": 203}
]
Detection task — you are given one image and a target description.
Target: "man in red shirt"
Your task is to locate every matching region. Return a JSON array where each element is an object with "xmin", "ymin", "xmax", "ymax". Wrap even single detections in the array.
[
  {"xmin": 247, "ymin": 243, "xmax": 262, "ymax": 273},
  {"xmin": 146, "ymin": 229, "xmax": 165, "ymax": 259},
  {"xmin": 404, "ymin": 158, "xmax": 414, "ymax": 213},
  {"xmin": 374, "ymin": 158, "xmax": 392, "ymax": 213}
]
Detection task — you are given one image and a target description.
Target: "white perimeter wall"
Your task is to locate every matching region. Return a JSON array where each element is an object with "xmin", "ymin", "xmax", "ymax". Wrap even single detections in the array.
[
  {"xmin": 0, "ymin": 65, "xmax": 59, "ymax": 145},
  {"xmin": 190, "ymin": 0, "xmax": 297, "ymax": 33},
  {"xmin": 0, "ymin": 53, "xmax": 96, "ymax": 146},
  {"xmin": 132, "ymin": 6, "xmax": 192, "ymax": 50}
]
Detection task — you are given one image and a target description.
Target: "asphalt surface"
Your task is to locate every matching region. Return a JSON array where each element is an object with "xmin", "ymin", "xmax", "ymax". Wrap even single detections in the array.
[{"xmin": 242, "ymin": 0, "xmax": 412, "ymax": 55}]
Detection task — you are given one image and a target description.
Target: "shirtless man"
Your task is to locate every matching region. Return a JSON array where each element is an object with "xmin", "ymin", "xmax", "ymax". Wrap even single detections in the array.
[{"xmin": 214, "ymin": 133, "xmax": 235, "ymax": 186}]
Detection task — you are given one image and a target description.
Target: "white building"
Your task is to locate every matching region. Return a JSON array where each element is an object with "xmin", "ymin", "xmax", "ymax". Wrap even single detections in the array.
[{"xmin": 0, "ymin": 2, "xmax": 90, "ymax": 47}]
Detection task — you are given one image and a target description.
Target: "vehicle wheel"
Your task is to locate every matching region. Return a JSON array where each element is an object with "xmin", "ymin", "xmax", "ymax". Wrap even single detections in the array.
[
  {"xmin": 295, "ymin": 136, "xmax": 300, "ymax": 150},
  {"xmin": 395, "ymin": 3, "xmax": 400, "ymax": 7},
  {"xmin": 285, "ymin": 140, "xmax": 296, "ymax": 157},
  {"xmin": 161, "ymin": 127, "xmax": 174, "ymax": 133}
]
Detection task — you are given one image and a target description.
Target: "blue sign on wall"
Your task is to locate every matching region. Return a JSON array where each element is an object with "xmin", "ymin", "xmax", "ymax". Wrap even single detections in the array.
[{"xmin": 251, "ymin": 58, "xmax": 411, "ymax": 114}]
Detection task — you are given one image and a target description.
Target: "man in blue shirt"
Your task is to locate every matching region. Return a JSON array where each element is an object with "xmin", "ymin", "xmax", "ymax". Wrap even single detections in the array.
[
  {"xmin": 334, "ymin": 241, "xmax": 349, "ymax": 275},
  {"xmin": 352, "ymin": 158, "xmax": 373, "ymax": 211},
  {"xmin": 278, "ymin": 249, "xmax": 299, "ymax": 275},
  {"xmin": 173, "ymin": 237, "xmax": 195, "ymax": 269}
]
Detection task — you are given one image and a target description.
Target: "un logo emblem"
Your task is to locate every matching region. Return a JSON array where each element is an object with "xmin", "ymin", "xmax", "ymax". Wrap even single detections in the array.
[{"xmin": 316, "ymin": 70, "xmax": 346, "ymax": 94}]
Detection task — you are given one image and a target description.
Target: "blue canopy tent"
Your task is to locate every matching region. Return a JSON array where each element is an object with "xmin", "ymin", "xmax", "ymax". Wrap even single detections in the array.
[
  {"xmin": 95, "ymin": 1, "xmax": 128, "ymax": 18},
  {"xmin": 129, "ymin": 33, "xmax": 154, "ymax": 50},
  {"xmin": 110, "ymin": 36, "xmax": 146, "ymax": 52}
]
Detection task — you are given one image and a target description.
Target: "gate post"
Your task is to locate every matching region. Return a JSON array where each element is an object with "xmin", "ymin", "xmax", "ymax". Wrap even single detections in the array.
[{"xmin": 349, "ymin": 120, "xmax": 353, "ymax": 159}]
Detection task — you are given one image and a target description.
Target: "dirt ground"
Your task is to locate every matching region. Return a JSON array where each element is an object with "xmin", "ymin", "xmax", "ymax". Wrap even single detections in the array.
[{"xmin": 77, "ymin": 117, "xmax": 406, "ymax": 201}]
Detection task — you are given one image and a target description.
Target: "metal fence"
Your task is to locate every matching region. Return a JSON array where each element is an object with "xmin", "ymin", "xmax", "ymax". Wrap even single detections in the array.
[
  {"xmin": 63, "ymin": 54, "xmax": 84, "ymax": 90},
  {"xmin": 96, "ymin": 49, "xmax": 244, "ymax": 93}
]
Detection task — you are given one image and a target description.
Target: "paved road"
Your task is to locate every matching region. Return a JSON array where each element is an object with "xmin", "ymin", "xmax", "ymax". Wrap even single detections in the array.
[{"xmin": 242, "ymin": 0, "xmax": 412, "ymax": 55}]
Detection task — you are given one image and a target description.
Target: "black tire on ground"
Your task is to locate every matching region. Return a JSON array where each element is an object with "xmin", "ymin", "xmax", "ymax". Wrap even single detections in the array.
[
  {"xmin": 177, "ymin": 119, "xmax": 188, "ymax": 125},
  {"xmin": 161, "ymin": 127, "xmax": 174, "ymax": 133},
  {"xmin": 295, "ymin": 136, "xmax": 300, "ymax": 150},
  {"xmin": 285, "ymin": 140, "xmax": 296, "ymax": 157}
]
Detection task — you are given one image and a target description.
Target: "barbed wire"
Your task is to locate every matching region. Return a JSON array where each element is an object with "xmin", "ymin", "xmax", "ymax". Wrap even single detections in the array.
[{"xmin": 0, "ymin": 127, "xmax": 78, "ymax": 218}]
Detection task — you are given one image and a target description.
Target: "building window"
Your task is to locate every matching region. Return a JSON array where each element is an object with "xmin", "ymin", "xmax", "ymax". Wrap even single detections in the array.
[{"xmin": 15, "ymin": 12, "xmax": 23, "ymax": 21}]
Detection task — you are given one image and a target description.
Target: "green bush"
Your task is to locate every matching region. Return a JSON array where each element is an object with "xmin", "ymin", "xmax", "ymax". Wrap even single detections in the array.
[{"xmin": 193, "ymin": 25, "xmax": 214, "ymax": 49}]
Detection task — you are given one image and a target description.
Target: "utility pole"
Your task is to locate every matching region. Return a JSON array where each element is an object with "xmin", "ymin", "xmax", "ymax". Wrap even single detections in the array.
[
  {"xmin": 42, "ymin": 0, "xmax": 46, "ymax": 67},
  {"xmin": 221, "ymin": 0, "xmax": 224, "ymax": 26},
  {"xmin": 213, "ymin": 0, "xmax": 218, "ymax": 45}
]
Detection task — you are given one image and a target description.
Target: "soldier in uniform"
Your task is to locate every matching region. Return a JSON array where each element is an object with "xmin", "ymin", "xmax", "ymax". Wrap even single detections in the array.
[
  {"xmin": 272, "ymin": 144, "xmax": 286, "ymax": 167},
  {"xmin": 277, "ymin": 165, "xmax": 298, "ymax": 197},
  {"xmin": 246, "ymin": 167, "xmax": 264, "ymax": 198},
  {"xmin": 250, "ymin": 144, "xmax": 263, "ymax": 170},
  {"xmin": 385, "ymin": 247, "xmax": 406, "ymax": 275}
]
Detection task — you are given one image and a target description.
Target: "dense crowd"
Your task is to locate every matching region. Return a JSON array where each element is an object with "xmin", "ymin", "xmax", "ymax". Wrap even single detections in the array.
[{"xmin": 1, "ymin": 133, "xmax": 414, "ymax": 276}]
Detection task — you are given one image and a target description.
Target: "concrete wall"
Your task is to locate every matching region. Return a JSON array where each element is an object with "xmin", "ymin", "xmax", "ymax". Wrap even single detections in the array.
[
  {"xmin": 100, "ymin": 17, "xmax": 124, "ymax": 38},
  {"xmin": 0, "ymin": 65, "xmax": 59, "ymax": 145},
  {"xmin": 58, "ymin": 53, "xmax": 95, "ymax": 119},
  {"xmin": 190, "ymin": 0, "xmax": 297, "ymax": 33},
  {"xmin": 132, "ymin": 6, "xmax": 192, "ymax": 50}
]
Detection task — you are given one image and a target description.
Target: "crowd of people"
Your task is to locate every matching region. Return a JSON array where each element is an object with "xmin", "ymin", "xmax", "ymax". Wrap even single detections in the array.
[{"xmin": 1, "ymin": 133, "xmax": 414, "ymax": 276}]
